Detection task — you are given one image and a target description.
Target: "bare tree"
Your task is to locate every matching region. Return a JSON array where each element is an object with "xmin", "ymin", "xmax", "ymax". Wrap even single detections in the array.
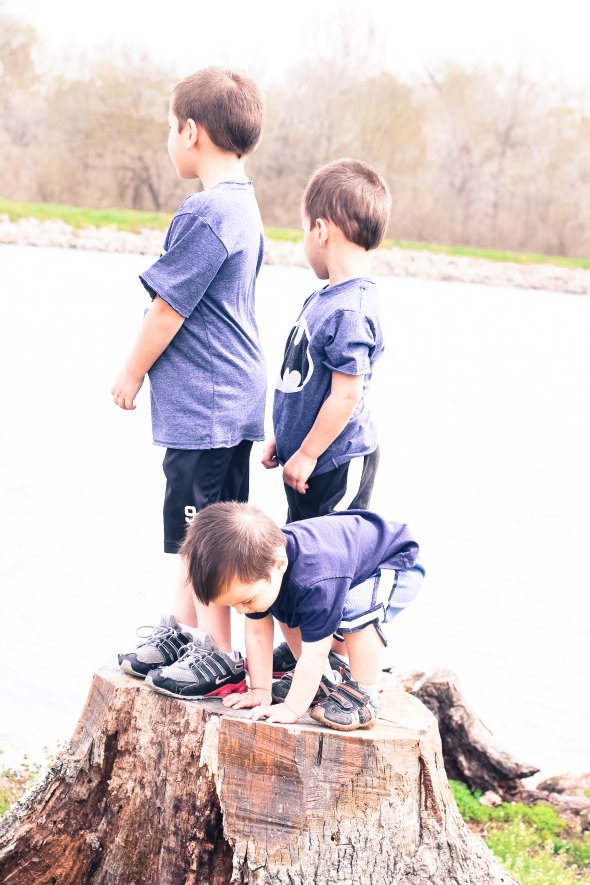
[{"xmin": 1, "ymin": 3, "xmax": 589, "ymax": 257}]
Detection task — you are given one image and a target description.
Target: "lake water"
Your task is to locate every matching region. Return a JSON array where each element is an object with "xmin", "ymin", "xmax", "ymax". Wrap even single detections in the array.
[{"xmin": 1, "ymin": 243, "xmax": 588, "ymax": 782}]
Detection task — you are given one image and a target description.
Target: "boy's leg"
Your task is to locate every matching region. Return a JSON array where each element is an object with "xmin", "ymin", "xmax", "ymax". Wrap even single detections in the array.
[
  {"xmin": 163, "ymin": 442, "xmax": 252, "ymax": 648},
  {"xmin": 193, "ymin": 439, "xmax": 252, "ymax": 649},
  {"xmin": 309, "ymin": 624, "xmax": 382, "ymax": 731},
  {"xmin": 172, "ymin": 558, "xmax": 233, "ymax": 652},
  {"xmin": 310, "ymin": 567, "xmax": 424, "ymax": 731},
  {"xmin": 341, "ymin": 625, "xmax": 383, "ymax": 686},
  {"xmin": 277, "ymin": 623, "xmax": 302, "ymax": 660},
  {"xmin": 193, "ymin": 599, "xmax": 232, "ymax": 652},
  {"xmin": 173, "ymin": 557, "xmax": 199, "ymax": 628}
]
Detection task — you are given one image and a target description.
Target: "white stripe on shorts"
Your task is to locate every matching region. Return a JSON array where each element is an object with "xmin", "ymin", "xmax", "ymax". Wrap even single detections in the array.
[
  {"xmin": 377, "ymin": 568, "xmax": 397, "ymax": 601},
  {"xmin": 333, "ymin": 456, "xmax": 364, "ymax": 511}
]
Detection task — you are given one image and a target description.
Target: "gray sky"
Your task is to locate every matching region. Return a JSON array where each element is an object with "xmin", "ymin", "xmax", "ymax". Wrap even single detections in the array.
[{"xmin": 7, "ymin": 0, "xmax": 590, "ymax": 91}]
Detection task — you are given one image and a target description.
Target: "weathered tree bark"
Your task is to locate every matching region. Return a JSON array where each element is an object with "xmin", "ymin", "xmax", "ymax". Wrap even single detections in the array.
[
  {"xmin": 391, "ymin": 668, "xmax": 539, "ymax": 797},
  {"xmin": 0, "ymin": 666, "xmax": 518, "ymax": 885}
]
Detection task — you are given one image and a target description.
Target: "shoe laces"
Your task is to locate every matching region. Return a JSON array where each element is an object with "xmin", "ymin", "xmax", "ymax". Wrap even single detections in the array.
[
  {"xmin": 135, "ymin": 623, "xmax": 180, "ymax": 648},
  {"xmin": 176, "ymin": 639, "xmax": 213, "ymax": 666}
]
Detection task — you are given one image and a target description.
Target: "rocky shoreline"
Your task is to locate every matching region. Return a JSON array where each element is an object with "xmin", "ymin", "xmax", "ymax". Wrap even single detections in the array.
[{"xmin": 1, "ymin": 214, "xmax": 588, "ymax": 295}]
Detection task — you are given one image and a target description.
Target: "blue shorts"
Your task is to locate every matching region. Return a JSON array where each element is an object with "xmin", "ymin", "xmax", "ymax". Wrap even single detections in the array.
[{"xmin": 334, "ymin": 564, "xmax": 425, "ymax": 646}]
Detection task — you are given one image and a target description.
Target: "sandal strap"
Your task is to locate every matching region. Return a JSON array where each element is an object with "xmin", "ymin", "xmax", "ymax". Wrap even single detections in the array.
[{"xmin": 325, "ymin": 683, "xmax": 369, "ymax": 711}]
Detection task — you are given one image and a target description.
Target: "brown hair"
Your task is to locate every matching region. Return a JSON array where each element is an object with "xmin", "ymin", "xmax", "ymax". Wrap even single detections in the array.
[
  {"xmin": 303, "ymin": 158, "xmax": 391, "ymax": 250},
  {"xmin": 172, "ymin": 67, "xmax": 264, "ymax": 158},
  {"xmin": 180, "ymin": 502, "xmax": 286, "ymax": 605}
]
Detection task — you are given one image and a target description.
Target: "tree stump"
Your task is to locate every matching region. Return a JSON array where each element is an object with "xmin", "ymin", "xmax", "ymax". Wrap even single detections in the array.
[{"xmin": 0, "ymin": 666, "xmax": 518, "ymax": 885}]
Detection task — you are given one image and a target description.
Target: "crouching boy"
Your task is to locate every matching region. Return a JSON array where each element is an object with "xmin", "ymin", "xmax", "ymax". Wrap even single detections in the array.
[{"xmin": 164, "ymin": 501, "xmax": 424, "ymax": 731}]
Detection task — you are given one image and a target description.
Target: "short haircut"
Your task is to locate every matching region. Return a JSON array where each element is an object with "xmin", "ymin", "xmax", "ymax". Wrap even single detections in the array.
[
  {"xmin": 303, "ymin": 158, "xmax": 391, "ymax": 250},
  {"xmin": 180, "ymin": 502, "xmax": 286, "ymax": 605},
  {"xmin": 172, "ymin": 67, "xmax": 264, "ymax": 158}
]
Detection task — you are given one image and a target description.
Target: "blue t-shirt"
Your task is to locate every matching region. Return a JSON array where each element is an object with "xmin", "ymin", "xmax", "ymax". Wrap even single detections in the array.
[
  {"xmin": 272, "ymin": 277, "xmax": 383, "ymax": 475},
  {"xmin": 247, "ymin": 510, "xmax": 418, "ymax": 642},
  {"xmin": 139, "ymin": 180, "xmax": 266, "ymax": 449}
]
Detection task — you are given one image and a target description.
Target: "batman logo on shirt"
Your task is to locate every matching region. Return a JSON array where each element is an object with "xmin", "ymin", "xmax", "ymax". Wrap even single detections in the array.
[{"xmin": 276, "ymin": 319, "xmax": 314, "ymax": 393}]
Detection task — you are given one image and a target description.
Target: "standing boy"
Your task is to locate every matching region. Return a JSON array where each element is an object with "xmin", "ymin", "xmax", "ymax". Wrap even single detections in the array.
[
  {"xmin": 262, "ymin": 158, "xmax": 391, "ymax": 523},
  {"xmin": 261, "ymin": 158, "xmax": 391, "ymax": 677},
  {"xmin": 113, "ymin": 68, "xmax": 266, "ymax": 696},
  {"xmin": 145, "ymin": 502, "xmax": 424, "ymax": 729}
]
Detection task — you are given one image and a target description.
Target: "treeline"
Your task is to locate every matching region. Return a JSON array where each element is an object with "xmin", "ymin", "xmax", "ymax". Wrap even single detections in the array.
[{"xmin": 1, "ymin": 8, "xmax": 589, "ymax": 257}]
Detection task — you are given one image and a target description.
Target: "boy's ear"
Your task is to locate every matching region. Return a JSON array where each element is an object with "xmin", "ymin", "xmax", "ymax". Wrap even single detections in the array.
[
  {"xmin": 186, "ymin": 118, "xmax": 198, "ymax": 149},
  {"xmin": 316, "ymin": 217, "xmax": 329, "ymax": 247},
  {"xmin": 275, "ymin": 549, "xmax": 289, "ymax": 575}
]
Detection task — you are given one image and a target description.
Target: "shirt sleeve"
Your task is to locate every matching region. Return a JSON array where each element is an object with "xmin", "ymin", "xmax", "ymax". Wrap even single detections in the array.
[
  {"xmin": 139, "ymin": 213, "xmax": 228, "ymax": 318},
  {"xmin": 322, "ymin": 310, "xmax": 376, "ymax": 376}
]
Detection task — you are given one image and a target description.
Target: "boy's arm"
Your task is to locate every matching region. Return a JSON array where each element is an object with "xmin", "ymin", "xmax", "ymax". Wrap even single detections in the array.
[
  {"xmin": 222, "ymin": 613, "xmax": 274, "ymax": 709},
  {"xmin": 111, "ymin": 295, "xmax": 185, "ymax": 410},
  {"xmin": 250, "ymin": 635, "xmax": 333, "ymax": 724},
  {"xmin": 283, "ymin": 371, "xmax": 364, "ymax": 493}
]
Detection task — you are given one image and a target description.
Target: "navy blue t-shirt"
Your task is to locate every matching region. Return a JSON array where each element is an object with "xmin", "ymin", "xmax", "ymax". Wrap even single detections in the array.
[
  {"xmin": 272, "ymin": 277, "xmax": 383, "ymax": 475},
  {"xmin": 247, "ymin": 510, "xmax": 418, "ymax": 642},
  {"xmin": 139, "ymin": 180, "xmax": 266, "ymax": 449}
]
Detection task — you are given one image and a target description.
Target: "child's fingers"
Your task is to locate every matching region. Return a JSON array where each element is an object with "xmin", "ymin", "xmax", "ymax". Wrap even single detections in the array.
[
  {"xmin": 249, "ymin": 705, "xmax": 272, "ymax": 721},
  {"xmin": 222, "ymin": 693, "xmax": 253, "ymax": 708},
  {"xmin": 265, "ymin": 710, "xmax": 297, "ymax": 725},
  {"xmin": 223, "ymin": 690, "xmax": 268, "ymax": 710}
]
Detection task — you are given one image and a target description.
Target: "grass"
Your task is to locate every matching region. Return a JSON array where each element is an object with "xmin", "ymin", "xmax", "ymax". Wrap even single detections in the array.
[
  {"xmin": 380, "ymin": 238, "xmax": 590, "ymax": 270},
  {"xmin": 2, "ymin": 196, "xmax": 589, "ymax": 270},
  {"xmin": 451, "ymin": 780, "xmax": 590, "ymax": 884},
  {"xmin": 0, "ymin": 196, "xmax": 172, "ymax": 233}
]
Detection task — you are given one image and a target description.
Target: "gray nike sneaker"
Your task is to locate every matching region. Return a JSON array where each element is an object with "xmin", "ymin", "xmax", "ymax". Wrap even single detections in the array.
[
  {"xmin": 145, "ymin": 646, "xmax": 248, "ymax": 699},
  {"xmin": 118, "ymin": 615, "xmax": 213, "ymax": 679}
]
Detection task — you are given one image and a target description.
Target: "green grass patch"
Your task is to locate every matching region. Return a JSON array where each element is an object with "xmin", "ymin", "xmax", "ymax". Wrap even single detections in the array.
[
  {"xmin": 486, "ymin": 819, "xmax": 583, "ymax": 885},
  {"xmin": 264, "ymin": 225, "xmax": 303, "ymax": 243},
  {"xmin": 1, "ymin": 196, "xmax": 589, "ymax": 269},
  {"xmin": 451, "ymin": 779, "xmax": 565, "ymax": 834},
  {"xmin": 450, "ymin": 780, "xmax": 590, "ymax": 884},
  {"xmin": 380, "ymin": 237, "xmax": 590, "ymax": 269},
  {"xmin": 0, "ymin": 196, "xmax": 172, "ymax": 233}
]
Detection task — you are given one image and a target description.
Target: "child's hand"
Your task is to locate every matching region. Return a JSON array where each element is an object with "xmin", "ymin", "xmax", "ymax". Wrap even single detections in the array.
[
  {"xmin": 111, "ymin": 369, "xmax": 145, "ymax": 410},
  {"xmin": 249, "ymin": 703, "xmax": 299, "ymax": 724},
  {"xmin": 222, "ymin": 688, "xmax": 272, "ymax": 709},
  {"xmin": 282, "ymin": 450, "xmax": 317, "ymax": 494},
  {"xmin": 261, "ymin": 437, "xmax": 279, "ymax": 469}
]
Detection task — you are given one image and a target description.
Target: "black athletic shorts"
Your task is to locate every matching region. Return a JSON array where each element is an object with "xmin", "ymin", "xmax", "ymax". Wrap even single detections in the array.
[
  {"xmin": 162, "ymin": 440, "xmax": 253, "ymax": 553},
  {"xmin": 284, "ymin": 446, "xmax": 380, "ymax": 523}
]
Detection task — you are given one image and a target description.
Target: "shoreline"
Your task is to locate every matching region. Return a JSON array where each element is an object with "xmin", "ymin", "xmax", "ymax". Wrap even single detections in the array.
[{"xmin": 1, "ymin": 214, "xmax": 588, "ymax": 295}]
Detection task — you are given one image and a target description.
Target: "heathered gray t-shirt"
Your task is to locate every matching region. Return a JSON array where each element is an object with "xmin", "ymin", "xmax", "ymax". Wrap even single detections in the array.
[
  {"xmin": 273, "ymin": 277, "xmax": 384, "ymax": 476},
  {"xmin": 139, "ymin": 181, "xmax": 266, "ymax": 449}
]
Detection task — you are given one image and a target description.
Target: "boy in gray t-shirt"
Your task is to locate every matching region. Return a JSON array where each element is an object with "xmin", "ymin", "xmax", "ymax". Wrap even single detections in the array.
[{"xmin": 113, "ymin": 68, "xmax": 266, "ymax": 698}]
